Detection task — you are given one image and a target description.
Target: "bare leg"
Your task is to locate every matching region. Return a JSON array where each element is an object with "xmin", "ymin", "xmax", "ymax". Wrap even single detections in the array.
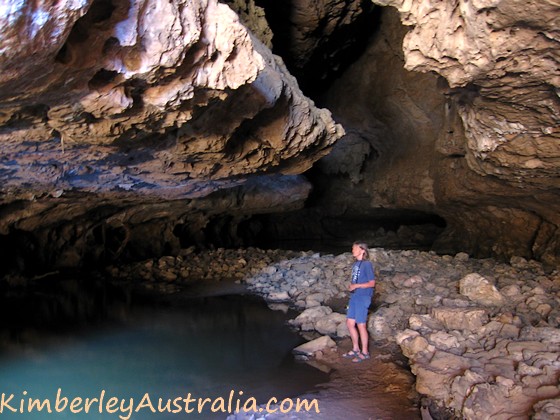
[
  {"xmin": 346, "ymin": 318, "xmax": 360, "ymax": 351},
  {"xmin": 357, "ymin": 323, "xmax": 369, "ymax": 355}
]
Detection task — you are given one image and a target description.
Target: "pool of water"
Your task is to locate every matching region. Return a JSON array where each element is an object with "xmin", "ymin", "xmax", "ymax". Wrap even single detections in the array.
[{"xmin": 0, "ymin": 279, "xmax": 329, "ymax": 419}]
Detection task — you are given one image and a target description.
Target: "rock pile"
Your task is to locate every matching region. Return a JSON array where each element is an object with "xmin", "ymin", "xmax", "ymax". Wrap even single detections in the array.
[
  {"xmin": 107, "ymin": 247, "xmax": 560, "ymax": 419},
  {"xmin": 108, "ymin": 246, "xmax": 302, "ymax": 283}
]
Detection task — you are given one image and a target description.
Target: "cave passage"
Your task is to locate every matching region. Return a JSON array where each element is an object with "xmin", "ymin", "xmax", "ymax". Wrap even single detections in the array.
[{"xmin": 178, "ymin": 209, "xmax": 447, "ymax": 254}]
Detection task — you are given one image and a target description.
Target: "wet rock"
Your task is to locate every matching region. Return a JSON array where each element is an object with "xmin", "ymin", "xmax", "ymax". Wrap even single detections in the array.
[
  {"xmin": 267, "ymin": 291, "xmax": 291, "ymax": 302},
  {"xmin": 293, "ymin": 335, "xmax": 337, "ymax": 356}
]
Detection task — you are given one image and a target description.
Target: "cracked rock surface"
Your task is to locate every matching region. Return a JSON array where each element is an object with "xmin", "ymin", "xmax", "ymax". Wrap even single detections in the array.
[{"xmin": 0, "ymin": 0, "xmax": 342, "ymax": 199}]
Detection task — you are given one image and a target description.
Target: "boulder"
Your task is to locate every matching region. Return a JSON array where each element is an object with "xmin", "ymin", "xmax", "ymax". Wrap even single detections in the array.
[{"xmin": 293, "ymin": 335, "xmax": 337, "ymax": 356}]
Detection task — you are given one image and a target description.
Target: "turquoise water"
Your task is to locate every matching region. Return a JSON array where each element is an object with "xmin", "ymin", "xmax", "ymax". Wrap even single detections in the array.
[{"xmin": 0, "ymin": 286, "xmax": 328, "ymax": 419}]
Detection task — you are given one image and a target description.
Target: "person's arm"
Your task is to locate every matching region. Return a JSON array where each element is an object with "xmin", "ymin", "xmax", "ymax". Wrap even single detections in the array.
[
  {"xmin": 348, "ymin": 261, "xmax": 375, "ymax": 291},
  {"xmin": 349, "ymin": 279, "xmax": 375, "ymax": 291}
]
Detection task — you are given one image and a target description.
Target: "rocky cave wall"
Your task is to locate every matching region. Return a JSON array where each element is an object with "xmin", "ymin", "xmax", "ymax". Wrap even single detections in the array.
[
  {"xmin": 0, "ymin": 0, "xmax": 559, "ymax": 273},
  {"xmin": 315, "ymin": 0, "xmax": 560, "ymax": 265},
  {"xmin": 389, "ymin": 0, "xmax": 560, "ymax": 265},
  {"xmin": 224, "ymin": 0, "xmax": 560, "ymax": 265},
  {"xmin": 330, "ymin": 1, "xmax": 560, "ymax": 264},
  {"xmin": 0, "ymin": 0, "xmax": 344, "ymax": 273}
]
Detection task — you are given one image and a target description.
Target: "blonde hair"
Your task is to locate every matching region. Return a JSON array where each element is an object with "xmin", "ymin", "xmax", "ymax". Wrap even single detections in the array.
[{"xmin": 353, "ymin": 242, "xmax": 369, "ymax": 259}]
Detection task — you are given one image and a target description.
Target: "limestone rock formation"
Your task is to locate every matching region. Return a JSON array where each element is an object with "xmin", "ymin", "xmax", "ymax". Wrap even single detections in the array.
[
  {"xmin": 0, "ymin": 0, "xmax": 342, "ymax": 199},
  {"xmin": 0, "ymin": 0, "xmax": 343, "ymax": 270},
  {"xmin": 249, "ymin": 0, "xmax": 375, "ymax": 95},
  {"xmin": 318, "ymin": 2, "xmax": 560, "ymax": 265},
  {"xmin": 372, "ymin": 0, "xmax": 560, "ymax": 263}
]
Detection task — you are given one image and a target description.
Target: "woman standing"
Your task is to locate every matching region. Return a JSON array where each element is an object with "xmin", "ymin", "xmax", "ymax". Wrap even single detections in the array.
[{"xmin": 342, "ymin": 242, "xmax": 376, "ymax": 363}]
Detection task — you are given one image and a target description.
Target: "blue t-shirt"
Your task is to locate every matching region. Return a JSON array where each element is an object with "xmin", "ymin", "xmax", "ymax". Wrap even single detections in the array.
[{"xmin": 351, "ymin": 260, "xmax": 375, "ymax": 297}]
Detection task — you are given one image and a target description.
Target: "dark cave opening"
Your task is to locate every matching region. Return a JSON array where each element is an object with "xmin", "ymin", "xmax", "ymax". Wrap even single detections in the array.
[
  {"xmin": 171, "ymin": 208, "xmax": 447, "ymax": 255},
  {"xmin": 241, "ymin": 210, "xmax": 446, "ymax": 253},
  {"xmin": 254, "ymin": 0, "xmax": 379, "ymax": 98},
  {"xmin": 90, "ymin": 223, "xmax": 130, "ymax": 261},
  {"xmin": 0, "ymin": 199, "xmax": 447, "ymax": 278}
]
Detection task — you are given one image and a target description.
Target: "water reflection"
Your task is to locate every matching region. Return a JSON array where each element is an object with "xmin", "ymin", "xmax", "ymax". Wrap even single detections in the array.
[{"xmin": 0, "ymin": 277, "xmax": 328, "ymax": 419}]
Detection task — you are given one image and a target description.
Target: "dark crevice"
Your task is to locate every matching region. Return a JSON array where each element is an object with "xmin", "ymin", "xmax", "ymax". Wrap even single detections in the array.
[
  {"xmin": 88, "ymin": 0, "xmax": 117, "ymax": 23},
  {"xmin": 54, "ymin": 43, "xmax": 71, "ymax": 64},
  {"xmin": 88, "ymin": 69, "xmax": 119, "ymax": 90},
  {"xmin": 204, "ymin": 210, "xmax": 447, "ymax": 254},
  {"xmin": 255, "ymin": 0, "xmax": 378, "ymax": 98},
  {"xmin": 102, "ymin": 37, "xmax": 121, "ymax": 54},
  {"xmin": 54, "ymin": 0, "xmax": 121, "ymax": 65},
  {"xmin": 0, "ymin": 104, "xmax": 50, "ymax": 132}
]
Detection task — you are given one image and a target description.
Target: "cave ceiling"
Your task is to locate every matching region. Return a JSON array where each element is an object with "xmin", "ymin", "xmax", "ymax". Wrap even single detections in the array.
[{"xmin": 0, "ymin": 0, "xmax": 559, "ymax": 269}]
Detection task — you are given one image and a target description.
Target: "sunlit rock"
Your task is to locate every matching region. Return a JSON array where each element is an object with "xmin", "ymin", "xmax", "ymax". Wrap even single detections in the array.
[{"xmin": 0, "ymin": 0, "xmax": 342, "ymax": 199}]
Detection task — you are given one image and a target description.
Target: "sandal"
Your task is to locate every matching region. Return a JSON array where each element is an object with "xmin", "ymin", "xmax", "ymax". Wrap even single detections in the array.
[
  {"xmin": 342, "ymin": 349, "xmax": 361, "ymax": 359},
  {"xmin": 352, "ymin": 352, "xmax": 371, "ymax": 363}
]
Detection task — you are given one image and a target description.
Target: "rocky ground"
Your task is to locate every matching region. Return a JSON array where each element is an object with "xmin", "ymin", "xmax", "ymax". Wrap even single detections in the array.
[{"xmin": 107, "ymin": 247, "xmax": 560, "ymax": 419}]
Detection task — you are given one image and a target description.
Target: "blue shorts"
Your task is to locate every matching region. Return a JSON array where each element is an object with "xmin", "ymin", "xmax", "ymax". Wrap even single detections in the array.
[{"xmin": 347, "ymin": 293, "xmax": 372, "ymax": 324}]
